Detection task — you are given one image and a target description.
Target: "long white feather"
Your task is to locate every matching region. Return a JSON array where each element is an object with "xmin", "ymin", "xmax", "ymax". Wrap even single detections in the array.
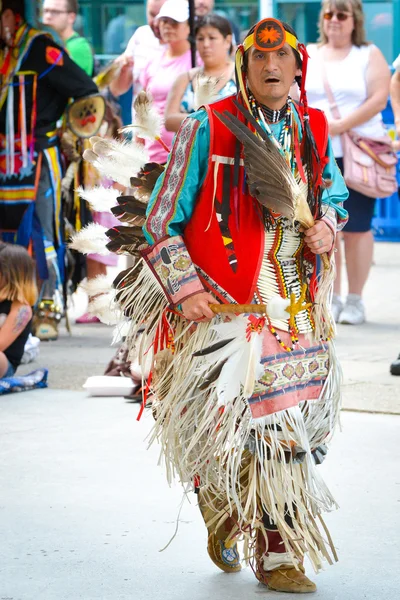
[
  {"xmin": 197, "ymin": 315, "xmax": 264, "ymax": 403},
  {"xmin": 243, "ymin": 333, "xmax": 263, "ymax": 398},
  {"xmin": 216, "ymin": 348, "xmax": 245, "ymax": 406},
  {"xmin": 69, "ymin": 223, "xmax": 110, "ymax": 255},
  {"xmin": 76, "ymin": 185, "xmax": 119, "ymax": 213}
]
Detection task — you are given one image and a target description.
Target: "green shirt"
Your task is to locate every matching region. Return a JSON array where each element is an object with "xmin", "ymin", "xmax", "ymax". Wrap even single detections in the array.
[{"xmin": 65, "ymin": 32, "xmax": 93, "ymax": 76}]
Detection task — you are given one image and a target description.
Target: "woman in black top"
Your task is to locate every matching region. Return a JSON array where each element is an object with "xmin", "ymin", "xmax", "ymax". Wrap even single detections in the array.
[{"xmin": 0, "ymin": 243, "xmax": 37, "ymax": 378}]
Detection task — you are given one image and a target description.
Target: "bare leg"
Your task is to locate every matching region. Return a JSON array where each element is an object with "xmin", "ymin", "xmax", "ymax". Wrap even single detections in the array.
[
  {"xmin": 343, "ymin": 230, "xmax": 374, "ymax": 296},
  {"xmin": 0, "ymin": 352, "xmax": 10, "ymax": 378}
]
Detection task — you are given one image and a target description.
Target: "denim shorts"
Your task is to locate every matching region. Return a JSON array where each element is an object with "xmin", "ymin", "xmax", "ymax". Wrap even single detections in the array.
[{"xmin": 336, "ymin": 157, "xmax": 376, "ymax": 233}]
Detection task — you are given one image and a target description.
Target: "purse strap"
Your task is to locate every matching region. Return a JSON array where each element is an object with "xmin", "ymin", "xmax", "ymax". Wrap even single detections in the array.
[{"xmin": 320, "ymin": 57, "xmax": 341, "ymax": 121}]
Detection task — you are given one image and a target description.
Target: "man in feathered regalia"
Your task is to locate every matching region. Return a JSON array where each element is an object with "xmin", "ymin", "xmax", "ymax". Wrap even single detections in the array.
[
  {"xmin": 74, "ymin": 17, "xmax": 349, "ymax": 594},
  {"xmin": 138, "ymin": 17, "xmax": 349, "ymax": 593}
]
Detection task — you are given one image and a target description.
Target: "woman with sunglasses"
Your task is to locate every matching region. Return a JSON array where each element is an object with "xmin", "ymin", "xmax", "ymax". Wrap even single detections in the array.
[{"xmin": 306, "ymin": 0, "xmax": 390, "ymax": 325}]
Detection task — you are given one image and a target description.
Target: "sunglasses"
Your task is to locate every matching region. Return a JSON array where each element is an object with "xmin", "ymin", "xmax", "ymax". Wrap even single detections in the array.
[{"xmin": 324, "ymin": 11, "xmax": 352, "ymax": 21}]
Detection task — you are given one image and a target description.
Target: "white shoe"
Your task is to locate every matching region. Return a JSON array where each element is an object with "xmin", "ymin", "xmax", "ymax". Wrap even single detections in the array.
[
  {"xmin": 331, "ymin": 294, "xmax": 343, "ymax": 323},
  {"xmin": 339, "ymin": 295, "xmax": 366, "ymax": 325}
]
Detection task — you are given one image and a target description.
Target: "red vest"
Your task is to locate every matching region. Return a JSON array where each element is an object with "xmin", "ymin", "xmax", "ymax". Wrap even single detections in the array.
[{"xmin": 184, "ymin": 95, "xmax": 328, "ymax": 304}]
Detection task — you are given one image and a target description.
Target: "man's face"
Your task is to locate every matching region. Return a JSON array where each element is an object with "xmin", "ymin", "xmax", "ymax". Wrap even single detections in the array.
[
  {"xmin": 195, "ymin": 0, "xmax": 214, "ymax": 17},
  {"xmin": 42, "ymin": 0, "xmax": 75, "ymax": 35},
  {"xmin": 246, "ymin": 43, "xmax": 301, "ymax": 108},
  {"xmin": 146, "ymin": 0, "xmax": 165, "ymax": 34}
]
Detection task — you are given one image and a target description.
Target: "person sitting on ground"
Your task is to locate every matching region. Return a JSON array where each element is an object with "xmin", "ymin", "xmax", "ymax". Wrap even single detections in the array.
[
  {"xmin": 0, "ymin": 244, "xmax": 37, "ymax": 379},
  {"xmin": 165, "ymin": 13, "xmax": 236, "ymax": 132}
]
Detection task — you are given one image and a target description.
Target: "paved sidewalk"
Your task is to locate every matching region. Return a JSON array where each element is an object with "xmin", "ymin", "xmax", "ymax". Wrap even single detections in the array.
[
  {"xmin": 335, "ymin": 242, "xmax": 400, "ymax": 413},
  {"xmin": 0, "ymin": 390, "xmax": 399, "ymax": 600}
]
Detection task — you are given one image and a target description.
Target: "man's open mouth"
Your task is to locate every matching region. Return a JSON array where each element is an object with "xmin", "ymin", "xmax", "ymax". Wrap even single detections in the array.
[{"xmin": 265, "ymin": 77, "xmax": 280, "ymax": 83}]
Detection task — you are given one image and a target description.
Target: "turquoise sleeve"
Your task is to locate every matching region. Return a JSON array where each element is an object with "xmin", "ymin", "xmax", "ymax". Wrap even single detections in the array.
[
  {"xmin": 321, "ymin": 137, "xmax": 349, "ymax": 222},
  {"xmin": 143, "ymin": 110, "xmax": 210, "ymax": 244}
]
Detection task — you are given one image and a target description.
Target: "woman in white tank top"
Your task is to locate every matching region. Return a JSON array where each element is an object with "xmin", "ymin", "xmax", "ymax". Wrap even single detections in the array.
[{"xmin": 306, "ymin": 0, "xmax": 390, "ymax": 325}]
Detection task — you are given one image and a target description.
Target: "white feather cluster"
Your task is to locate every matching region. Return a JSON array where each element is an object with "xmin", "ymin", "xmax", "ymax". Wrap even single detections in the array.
[
  {"xmin": 69, "ymin": 223, "xmax": 110, "ymax": 255},
  {"xmin": 119, "ymin": 90, "xmax": 162, "ymax": 141},
  {"xmin": 196, "ymin": 316, "xmax": 264, "ymax": 405},
  {"xmin": 76, "ymin": 185, "xmax": 119, "ymax": 213},
  {"xmin": 83, "ymin": 137, "xmax": 148, "ymax": 187},
  {"xmin": 80, "ymin": 274, "xmax": 113, "ymax": 297},
  {"xmin": 193, "ymin": 74, "xmax": 219, "ymax": 111},
  {"xmin": 87, "ymin": 290, "xmax": 122, "ymax": 326}
]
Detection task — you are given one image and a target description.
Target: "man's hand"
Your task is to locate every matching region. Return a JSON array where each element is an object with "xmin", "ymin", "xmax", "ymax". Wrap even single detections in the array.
[
  {"xmin": 181, "ymin": 292, "xmax": 216, "ymax": 322},
  {"xmin": 303, "ymin": 221, "xmax": 334, "ymax": 254}
]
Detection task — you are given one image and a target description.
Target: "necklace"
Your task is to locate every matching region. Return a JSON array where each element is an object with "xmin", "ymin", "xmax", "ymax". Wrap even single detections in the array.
[
  {"xmin": 248, "ymin": 93, "xmax": 294, "ymax": 172},
  {"xmin": 259, "ymin": 103, "xmax": 288, "ymax": 123}
]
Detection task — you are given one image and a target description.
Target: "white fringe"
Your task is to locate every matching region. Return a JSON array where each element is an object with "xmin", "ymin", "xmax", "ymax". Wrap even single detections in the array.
[
  {"xmin": 313, "ymin": 253, "xmax": 336, "ymax": 341},
  {"xmin": 112, "ymin": 261, "xmax": 342, "ymax": 572},
  {"xmin": 146, "ymin": 320, "xmax": 341, "ymax": 572}
]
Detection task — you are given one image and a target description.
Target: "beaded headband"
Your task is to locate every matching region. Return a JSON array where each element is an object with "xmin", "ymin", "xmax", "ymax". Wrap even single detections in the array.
[{"xmin": 243, "ymin": 18, "xmax": 299, "ymax": 54}]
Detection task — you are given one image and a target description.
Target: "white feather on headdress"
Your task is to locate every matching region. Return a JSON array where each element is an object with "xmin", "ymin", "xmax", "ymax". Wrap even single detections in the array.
[
  {"xmin": 119, "ymin": 91, "xmax": 162, "ymax": 142},
  {"xmin": 80, "ymin": 274, "xmax": 113, "ymax": 297},
  {"xmin": 76, "ymin": 185, "xmax": 120, "ymax": 213},
  {"xmin": 193, "ymin": 74, "xmax": 219, "ymax": 111},
  {"xmin": 69, "ymin": 223, "xmax": 110, "ymax": 255}
]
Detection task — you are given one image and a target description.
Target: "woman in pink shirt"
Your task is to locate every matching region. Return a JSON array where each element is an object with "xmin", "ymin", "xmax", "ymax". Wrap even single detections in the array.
[{"xmin": 140, "ymin": 0, "xmax": 197, "ymax": 163}]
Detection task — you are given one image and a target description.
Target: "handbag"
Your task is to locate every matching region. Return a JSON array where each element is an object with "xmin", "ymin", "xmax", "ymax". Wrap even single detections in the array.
[{"xmin": 322, "ymin": 70, "xmax": 397, "ymax": 198}]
